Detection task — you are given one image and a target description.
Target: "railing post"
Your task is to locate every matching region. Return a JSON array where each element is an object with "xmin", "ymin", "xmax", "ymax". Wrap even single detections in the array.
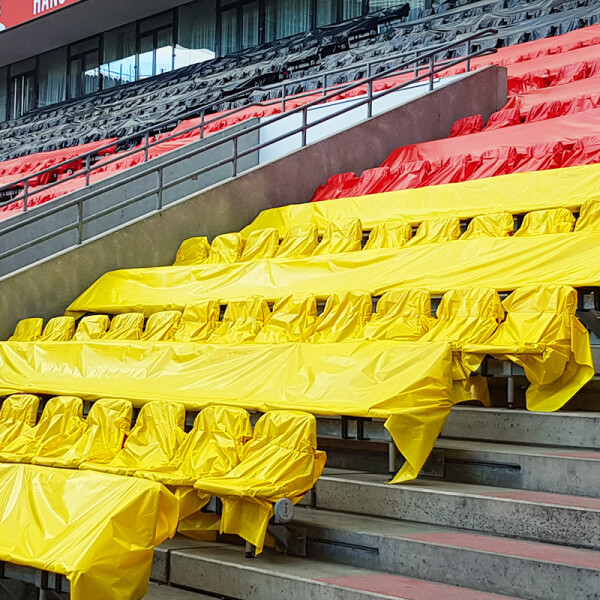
[
  {"xmin": 429, "ymin": 55, "xmax": 435, "ymax": 91},
  {"xmin": 322, "ymin": 73, "xmax": 327, "ymax": 97},
  {"xmin": 466, "ymin": 40, "xmax": 472, "ymax": 72},
  {"xmin": 144, "ymin": 132, "xmax": 150, "ymax": 162},
  {"xmin": 282, "ymin": 84, "xmax": 286, "ymax": 112},
  {"xmin": 23, "ymin": 179, "xmax": 29, "ymax": 213},
  {"xmin": 414, "ymin": 52, "xmax": 419, "ymax": 78},
  {"xmin": 85, "ymin": 154, "xmax": 91, "ymax": 186},
  {"xmin": 301, "ymin": 107, "xmax": 307, "ymax": 147},
  {"xmin": 232, "ymin": 135, "xmax": 239, "ymax": 177},
  {"xmin": 367, "ymin": 79, "xmax": 373, "ymax": 119},
  {"xmin": 77, "ymin": 202, "xmax": 83, "ymax": 245},
  {"xmin": 200, "ymin": 110, "xmax": 205, "ymax": 139},
  {"xmin": 157, "ymin": 167, "xmax": 164, "ymax": 211}
]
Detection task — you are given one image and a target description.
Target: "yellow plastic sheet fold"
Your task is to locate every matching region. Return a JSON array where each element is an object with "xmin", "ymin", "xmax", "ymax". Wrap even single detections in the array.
[
  {"xmin": 174, "ymin": 301, "xmax": 220, "ymax": 342},
  {"xmin": 312, "ymin": 218, "xmax": 362, "ymax": 255},
  {"xmin": 513, "ymin": 208, "xmax": 575, "ymax": 237},
  {"xmin": 275, "ymin": 223, "xmax": 319, "ymax": 258},
  {"xmin": 67, "ymin": 233, "xmax": 600, "ymax": 316},
  {"xmin": 207, "ymin": 233, "xmax": 244, "ymax": 264},
  {"xmin": 142, "ymin": 310, "xmax": 181, "ymax": 341},
  {"xmin": 241, "ymin": 163, "xmax": 600, "ymax": 236},
  {"xmin": 255, "ymin": 295, "xmax": 317, "ymax": 343},
  {"xmin": 103, "ymin": 312, "xmax": 144, "ymax": 340},
  {"xmin": 39, "ymin": 317, "xmax": 75, "ymax": 341},
  {"xmin": 174, "ymin": 237, "xmax": 211, "ymax": 266},
  {"xmin": 74, "ymin": 315, "xmax": 110, "ymax": 341},
  {"xmin": 0, "ymin": 395, "xmax": 39, "ymax": 449},
  {"xmin": 0, "ymin": 463, "xmax": 178, "ymax": 600},
  {"xmin": 461, "ymin": 212, "xmax": 514, "ymax": 240},
  {"xmin": 194, "ymin": 410, "xmax": 326, "ymax": 554},
  {"xmin": 575, "ymin": 199, "xmax": 600, "ymax": 232},
  {"xmin": 312, "ymin": 291, "xmax": 372, "ymax": 342},
  {"xmin": 208, "ymin": 297, "xmax": 270, "ymax": 343},
  {"xmin": 364, "ymin": 221, "xmax": 412, "ymax": 250},
  {"xmin": 0, "ymin": 340, "xmax": 453, "ymax": 482},
  {"xmin": 240, "ymin": 228, "xmax": 279, "ymax": 261},
  {"xmin": 406, "ymin": 217, "xmax": 461, "ymax": 246},
  {"xmin": 8, "ymin": 319, "xmax": 43, "ymax": 342}
]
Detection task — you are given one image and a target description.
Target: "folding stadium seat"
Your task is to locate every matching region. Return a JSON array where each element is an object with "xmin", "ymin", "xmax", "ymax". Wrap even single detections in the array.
[
  {"xmin": 364, "ymin": 221, "xmax": 413, "ymax": 250},
  {"xmin": 239, "ymin": 228, "xmax": 280, "ymax": 262},
  {"xmin": 135, "ymin": 405, "xmax": 252, "ymax": 486},
  {"xmin": 312, "ymin": 218, "xmax": 363, "ymax": 256},
  {"xmin": 7, "ymin": 318, "xmax": 43, "ymax": 341},
  {"xmin": 142, "ymin": 310, "xmax": 182, "ymax": 341},
  {"xmin": 449, "ymin": 114, "xmax": 483, "ymax": 137},
  {"xmin": 32, "ymin": 398, "xmax": 132, "ymax": 468},
  {"xmin": 574, "ymin": 199, "xmax": 600, "ymax": 232},
  {"xmin": 174, "ymin": 301, "xmax": 221, "ymax": 342},
  {"xmin": 194, "ymin": 410, "xmax": 326, "ymax": 554},
  {"xmin": 384, "ymin": 161, "xmax": 432, "ymax": 191},
  {"xmin": 311, "ymin": 292, "xmax": 372, "ymax": 342},
  {"xmin": 255, "ymin": 295, "xmax": 317, "ymax": 343},
  {"xmin": 0, "ymin": 394, "xmax": 40, "ymax": 450},
  {"xmin": 207, "ymin": 233, "xmax": 245, "ymax": 264},
  {"xmin": 461, "ymin": 213, "xmax": 515, "ymax": 240},
  {"xmin": 349, "ymin": 167, "xmax": 394, "ymax": 196},
  {"xmin": 405, "ymin": 217, "xmax": 462, "ymax": 246},
  {"xmin": 275, "ymin": 223, "xmax": 319, "ymax": 259},
  {"xmin": 483, "ymin": 108, "xmax": 523, "ymax": 131},
  {"xmin": 174, "ymin": 237, "xmax": 211, "ymax": 266},
  {"xmin": 37, "ymin": 316, "xmax": 76, "ymax": 341},
  {"xmin": 73, "ymin": 315, "xmax": 111, "ymax": 340},
  {"xmin": 363, "ymin": 289, "xmax": 435, "ymax": 341},
  {"xmin": 81, "ymin": 400, "xmax": 186, "ymax": 475},
  {"xmin": 103, "ymin": 312, "xmax": 145, "ymax": 340},
  {"xmin": 208, "ymin": 297, "xmax": 271, "ymax": 344},
  {"xmin": 0, "ymin": 396, "xmax": 85, "ymax": 464},
  {"xmin": 513, "ymin": 208, "xmax": 575, "ymax": 236}
]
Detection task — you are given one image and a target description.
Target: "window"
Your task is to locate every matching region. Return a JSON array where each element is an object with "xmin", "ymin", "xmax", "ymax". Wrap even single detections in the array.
[
  {"xmin": 220, "ymin": 7, "xmax": 239, "ymax": 55},
  {"xmin": 68, "ymin": 36, "xmax": 101, "ymax": 98},
  {"xmin": 241, "ymin": 2, "xmax": 259, "ymax": 49},
  {"xmin": 265, "ymin": 0, "xmax": 310, "ymax": 41},
  {"xmin": 343, "ymin": 0, "xmax": 363, "ymax": 19},
  {"xmin": 9, "ymin": 58, "xmax": 37, "ymax": 120},
  {"xmin": 137, "ymin": 13, "xmax": 175, "ymax": 79},
  {"xmin": 0, "ymin": 67, "xmax": 7, "ymax": 122},
  {"xmin": 176, "ymin": 0, "xmax": 217, "ymax": 69},
  {"xmin": 317, "ymin": 1, "xmax": 339, "ymax": 26},
  {"xmin": 102, "ymin": 24, "xmax": 137, "ymax": 88},
  {"xmin": 38, "ymin": 48, "xmax": 67, "ymax": 107}
]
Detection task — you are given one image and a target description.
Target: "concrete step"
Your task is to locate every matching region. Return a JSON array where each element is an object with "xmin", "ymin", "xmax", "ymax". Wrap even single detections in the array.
[
  {"xmin": 435, "ymin": 438, "xmax": 600, "ymax": 498},
  {"xmin": 163, "ymin": 540, "xmax": 526, "ymax": 600},
  {"xmin": 144, "ymin": 582, "xmax": 215, "ymax": 599},
  {"xmin": 311, "ymin": 469, "xmax": 600, "ymax": 549},
  {"xmin": 294, "ymin": 506, "xmax": 600, "ymax": 600}
]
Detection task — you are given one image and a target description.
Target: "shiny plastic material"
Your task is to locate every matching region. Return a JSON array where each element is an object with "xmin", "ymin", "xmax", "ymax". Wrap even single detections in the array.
[
  {"xmin": 143, "ymin": 310, "xmax": 182, "ymax": 341},
  {"xmin": 74, "ymin": 315, "xmax": 110, "ymax": 341},
  {"xmin": 0, "ymin": 395, "xmax": 39, "ymax": 449},
  {"xmin": 461, "ymin": 213, "xmax": 514, "ymax": 240},
  {"xmin": 406, "ymin": 217, "xmax": 461, "ymax": 246},
  {"xmin": 207, "ymin": 233, "xmax": 244, "ymax": 264},
  {"xmin": 465, "ymin": 285, "xmax": 594, "ymax": 412},
  {"xmin": 174, "ymin": 301, "xmax": 221, "ymax": 342},
  {"xmin": 208, "ymin": 297, "xmax": 270, "ymax": 344},
  {"xmin": 32, "ymin": 398, "xmax": 132, "ymax": 468},
  {"xmin": 275, "ymin": 223, "xmax": 319, "ymax": 258},
  {"xmin": 312, "ymin": 292, "xmax": 372, "ymax": 342},
  {"xmin": 194, "ymin": 411, "xmax": 326, "ymax": 554},
  {"xmin": 514, "ymin": 208, "xmax": 575, "ymax": 236},
  {"xmin": 255, "ymin": 295, "xmax": 317, "ymax": 343},
  {"xmin": 136, "ymin": 405, "xmax": 252, "ymax": 486},
  {"xmin": 83, "ymin": 401, "xmax": 186, "ymax": 476},
  {"xmin": 574, "ymin": 199, "xmax": 600, "ymax": 232},
  {"xmin": 0, "ymin": 463, "xmax": 178, "ymax": 600},
  {"xmin": 363, "ymin": 289, "xmax": 434, "ymax": 341},
  {"xmin": 39, "ymin": 316, "xmax": 76, "ymax": 341},
  {"xmin": 239, "ymin": 228, "xmax": 279, "ymax": 262},
  {"xmin": 174, "ymin": 237, "xmax": 211, "ymax": 266},
  {"xmin": 103, "ymin": 312, "xmax": 145, "ymax": 340},
  {"xmin": 8, "ymin": 318, "xmax": 43, "ymax": 342},
  {"xmin": 0, "ymin": 396, "xmax": 85, "ymax": 464},
  {"xmin": 312, "ymin": 218, "xmax": 363, "ymax": 255},
  {"xmin": 364, "ymin": 221, "xmax": 412, "ymax": 250}
]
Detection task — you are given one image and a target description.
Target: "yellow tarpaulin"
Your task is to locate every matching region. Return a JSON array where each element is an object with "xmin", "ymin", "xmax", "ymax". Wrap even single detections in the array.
[
  {"xmin": 68, "ymin": 233, "xmax": 600, "ymax": 317},
  {"xmin": 0, "ymin": 395, "xmax": 39, "ymax": 449},
  {"xmin": 241, "ymin": 163, "xmax": 600, "ymax": 236},
  {"xmin": 0, "ymin": 463, "xmax": 178, "ymax": 600},
  {"xmin": 0, "ymin": 339, "xmax": 454, "ymax": 482},
  {"xmin": 9, "ymin": 319, "xmax": 43, "ymax": 342}
]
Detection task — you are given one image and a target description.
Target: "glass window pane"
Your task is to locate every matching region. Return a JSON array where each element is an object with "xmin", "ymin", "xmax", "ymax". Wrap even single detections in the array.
[
  {"xmin": 138, "ymin": 34, "xmax": 155, "ymax": 79},
  {"xmin": 317, "ymin": 1, "xmax": 338, "ymax": 26},
  {"xmin": 265, "ymin": 0, "xmax": 310, "ymax": 41},
  {"xmin": 156, "ymin": 28, "xmax": 174, "ymax": 75},
  {"xmin": 102, "ymin": 24, "xmax": 137, "ymax": 88},
  {"xmin": 68, "ymin": 56, "xmax": 83, "ymax": 99},
  {"xmin": 83, "ymin": 50, "xmax": 101, "ymax": 94},
  {"xmin": 0, "ymin": 67, "xmax": 7, "ymax": 122},
  {"xmin": 70, "ymin": 36, "xmax": 99, "ymax": 56},
  {"xmin": 221, "ymin": 8, "xmax": 238, "ymax": 55},
  {"xmin": 38, "ymin": 47, "xmax": 67, "ymax": 107},
  {"xmin": 176, "ymin": 0, "xmax": 216, "ymax": 69},
  {"xmin": 343, "ymin": 0, "xmax": 363, "ymax": 19},
  {"xmin": 242, "ymin": 2, "xmax": 259, "ymax": 49},
  {"xmin": 140, "ymin": 11, "xmax": 173, "ymax": 34}
]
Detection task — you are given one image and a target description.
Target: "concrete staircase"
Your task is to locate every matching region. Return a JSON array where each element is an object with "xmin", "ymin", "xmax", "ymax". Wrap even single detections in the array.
[{"xmin": 149, "ymin": 406, "xmax": 600, "ymax": 600}]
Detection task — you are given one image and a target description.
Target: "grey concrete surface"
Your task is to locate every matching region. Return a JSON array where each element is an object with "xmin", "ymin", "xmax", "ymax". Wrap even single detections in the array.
[
  {"xmin": 144, "ymin": 582, "xmax": 218, "ymax": 600},
  {"xmin": 0, "ymin": 65, "xmax": 506, "ymax": 339}
]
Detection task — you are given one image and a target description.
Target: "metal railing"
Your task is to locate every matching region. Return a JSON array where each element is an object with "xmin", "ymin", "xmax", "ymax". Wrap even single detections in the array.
[{"xmin": 0, "ymin": 28, "xmax": 497, "ymax": 265}]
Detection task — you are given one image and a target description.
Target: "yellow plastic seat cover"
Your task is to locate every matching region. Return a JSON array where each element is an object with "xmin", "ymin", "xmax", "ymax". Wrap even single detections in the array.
[
  {"xmin": 514, "ymin": 208, "xmax": 575, "ymax": 237},
  {"xmin": 239, "ymin": 228, "xmax": 279, "ymax": 262},
  {"xmin": 0, "ymin": 396, "xmax": 85, "ymax": 463},
  {"xmin": 103, "ymin": 312, "xmax": 145, "ymax": 340},
  {"xmin": 174, "ymin": 237, "xmax": 211, "ymax": 266},
  {"xmin": 406, "ymin": 217, "xmax": 462, "ymax": 246},
  {"xmin": 143, "ymin": 310, "xmax": 182, "ymax": 341},
  {"xmin": 255, "ymin": 295, "xmax": 317, "ymax": 343},
  {"xmin": 8, "ymin": 318, "xmax": 43, "ymax": 342},
  {"xmin": 73, "ymin": 315, "xmax": 110, "ymax": 341},
  {"xmin": 207, "ymin": 233, "xmax": 244, "ymax": 264},
  {"xmin": 32, "ymin": 398, "xmax": 132, "ymax": 468},
  {"xmin": 461, "ymin": 213, "xmax": 514, "ymax": 240},
  {"xmin": 312, "ymin": 218, "xmax": 363, "ymax": 256},
  {"xmin": 194, "ymin": 410, "xmax": 326, "ymax": 554},
  {"xmin": 208, "ymin": 297, "xmax": 270, "ymax": 344},
  {"xmin": 311, "ymin": 292, "xmax": 372, "ymax": 342},
  {"xmin": 174, "ymin": 301, "xmax": 221, "ymax": 342},
  {"xmin": 136, "ymin": 405, "xmax": 252, "ymax": 486},
  {"xmin": 363, "ymin": 289, "xmax": 435, "ymax": 341},
  {"xmin": 364, "ymin": 221, "xmax": 412, "ymax": 250},
  {"xmin": 82, "ymin": 400, "xmax": 186, "ymax": 475},
  {"xmin": 39, "ymin": 316, "xmax": 76, "ymax": 341},
  {"xmin": 0, "ymin": 394, "xmax": 40, "ymax": 450},
  {"xmin": 275, "ymin": 223, "xmax": 319, "ymax": 259},
  {"xmin": 574, "ymin": 199, "xmax": 600, "ymax": 233}
]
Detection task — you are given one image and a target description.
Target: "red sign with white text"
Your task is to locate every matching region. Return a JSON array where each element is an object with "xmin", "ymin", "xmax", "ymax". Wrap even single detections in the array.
[{"xmin": 0, "ymin": 0, "xmax": 83, "ymax": 32}]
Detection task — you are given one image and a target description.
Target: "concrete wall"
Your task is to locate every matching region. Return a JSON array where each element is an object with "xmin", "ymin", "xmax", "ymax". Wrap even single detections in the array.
[{"xmin": 0, "ymin": 65, "xmax": 506, "ymax": 338}]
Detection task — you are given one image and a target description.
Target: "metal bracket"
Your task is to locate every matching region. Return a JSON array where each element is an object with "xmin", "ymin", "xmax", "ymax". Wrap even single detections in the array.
[{"xmin": 268, "ymin": 524, "xmax": 307, "ymax": 557}]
